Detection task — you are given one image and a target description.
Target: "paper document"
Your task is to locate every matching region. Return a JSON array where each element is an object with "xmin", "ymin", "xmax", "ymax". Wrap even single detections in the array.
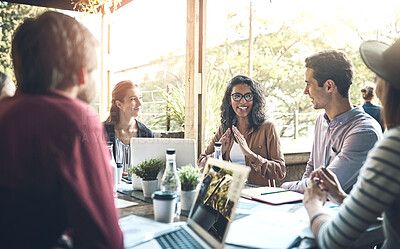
[
  {"xmin": 226, "ymin": 209, "xmax": 309, "ymax": 248},
  {"xmin": 115, "ymin": 198, "xmax": 138, "ymax": 209},
  {"xmin": 119, "ymin": 215, "xmax": 175, "ymax": 248}
]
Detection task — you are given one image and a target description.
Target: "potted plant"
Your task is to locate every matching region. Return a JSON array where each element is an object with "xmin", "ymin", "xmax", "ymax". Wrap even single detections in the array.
[
  {"xmin": 128, "ymin": 159, "xmax": 164, "ymax": 198},
  {"xmin": 178, "ymin": 164, "xmax": 202, "ymax": 211}
]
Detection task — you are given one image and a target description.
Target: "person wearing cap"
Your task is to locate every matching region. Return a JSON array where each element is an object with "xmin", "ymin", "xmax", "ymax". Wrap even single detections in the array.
[
  {"xmin": 303, "ymin": 39, "xmax": 400, "ymax": 248},
  {"xmin": 361, "ymin": 83, "xmax": 384, "ymax": 132},
  {"xmin": 282, "ymin": 50, "xmax": 383, "ymax": 194}
]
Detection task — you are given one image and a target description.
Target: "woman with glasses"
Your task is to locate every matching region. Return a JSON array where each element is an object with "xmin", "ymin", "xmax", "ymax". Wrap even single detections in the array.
[
  {"xmin": 104, "ymin": 80, "xmax": 153, "ymax": 173},
  {"xmin": 198, "ymin": 75, "xmax": 286, "ymax": 186}
]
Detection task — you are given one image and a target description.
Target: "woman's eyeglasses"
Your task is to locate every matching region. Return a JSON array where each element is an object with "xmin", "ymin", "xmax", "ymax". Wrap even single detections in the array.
[{"xmin": 231, "ymin": 93, "xmax": 254, "ymax": 102}]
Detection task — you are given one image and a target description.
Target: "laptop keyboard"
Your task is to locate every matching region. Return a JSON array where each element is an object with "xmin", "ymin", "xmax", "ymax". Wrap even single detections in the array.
[{"xmin": 156, "ymin": 228, "xmax": 205, "ymax": 249}]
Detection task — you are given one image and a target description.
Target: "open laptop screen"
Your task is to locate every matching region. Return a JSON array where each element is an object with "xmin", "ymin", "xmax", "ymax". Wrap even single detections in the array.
[
  {"xmin": 130, "ymin": 138, "xmax": 196, "ymax": 168},
  {"xmin": 188, "ymin": 158, "xmax": 249, "ymax": 245}
]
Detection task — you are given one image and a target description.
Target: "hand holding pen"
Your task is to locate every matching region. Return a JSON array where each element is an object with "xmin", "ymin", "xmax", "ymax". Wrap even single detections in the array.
[{"xmin": 311, "ymin": 167, "xmax": 347, "ymax": 205}]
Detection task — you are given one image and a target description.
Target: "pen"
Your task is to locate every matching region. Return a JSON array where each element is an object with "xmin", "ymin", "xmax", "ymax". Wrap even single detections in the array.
[
  {"xmin": 324, "ymin": 156, "xmax": 332, "ymax": 171},
  {"xmin": 260, "ymin": 190, "xmax": 288, "ymax": 195},
  {"xmin": 317, "ymin": 155, "xmax": 333, "ymax": 186}
]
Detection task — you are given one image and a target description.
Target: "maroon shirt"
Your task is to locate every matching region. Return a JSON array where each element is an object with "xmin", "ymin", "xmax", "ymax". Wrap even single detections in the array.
[{"xmin": 0, "ymin": 90, "xmax": 123, "ymax": 249}]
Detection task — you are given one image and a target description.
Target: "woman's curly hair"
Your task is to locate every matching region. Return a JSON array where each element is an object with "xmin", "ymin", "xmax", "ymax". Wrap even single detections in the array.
[{"xmin": 220, "ymin": 75, "xmax": 266, "ymax": 131}]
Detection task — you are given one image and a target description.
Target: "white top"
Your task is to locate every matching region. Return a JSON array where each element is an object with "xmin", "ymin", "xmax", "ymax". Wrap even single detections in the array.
[
  {"xmin": 114, "ymin": 137, "xmax": 131, "ymax": 172},
  {"xmin": 230, "ymin": 141, "xmax": 246, "ymax": 166}
]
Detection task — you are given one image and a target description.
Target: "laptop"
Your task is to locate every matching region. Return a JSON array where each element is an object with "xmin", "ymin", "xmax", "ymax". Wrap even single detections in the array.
[
  {"xmin": 130, "ymin": 138, "xmax": 196, "ymax": 168},
  {"xmin": 120, "ymin": 158, "xmax": 250, "ymax": 249}
]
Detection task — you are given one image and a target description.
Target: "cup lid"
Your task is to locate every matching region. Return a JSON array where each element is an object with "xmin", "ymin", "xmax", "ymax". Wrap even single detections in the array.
[{"xmin": 152, "ymin": 191, "xmax": 177, "ymax": 200}]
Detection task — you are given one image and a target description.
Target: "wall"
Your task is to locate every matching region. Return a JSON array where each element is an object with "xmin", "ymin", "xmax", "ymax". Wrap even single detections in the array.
[{"xmin": 276, "ymin": 152, "xmax": 309, "ymax": 186}]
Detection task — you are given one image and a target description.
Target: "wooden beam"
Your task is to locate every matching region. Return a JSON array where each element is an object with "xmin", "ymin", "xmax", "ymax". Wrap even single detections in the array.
[
  {"xmin": 99, "ymin": 14, "xmax": 112, "ymax": 121},
  {"xmin": 3, "ymin": 0, "xmax": 134, "ymax": 12},
  {"xmin": 185, "ymin": 0, "xmax": 206, "ymax": 159}
]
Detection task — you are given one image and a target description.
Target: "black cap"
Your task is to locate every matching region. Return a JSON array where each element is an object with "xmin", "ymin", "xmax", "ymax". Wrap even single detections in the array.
[
  {"xmin": 360, "ymin": 40, "xmax": 400, "ymax": 89},
  {"xmin": 214, "ymin": 142, "xmax": 222, "ymax": 147},
  {"xmin": 152, "ymin": 191, "xmax": 177, "ymax": 200},
  {"xmin": 166, "ymin": 148, "xmax": 175, "ymax": 155}
]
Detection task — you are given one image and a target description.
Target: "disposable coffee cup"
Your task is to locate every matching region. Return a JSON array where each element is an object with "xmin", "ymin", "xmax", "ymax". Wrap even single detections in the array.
[{"xmin": 152, "ymin": 191, "xmax": 177, "ymax": 223}]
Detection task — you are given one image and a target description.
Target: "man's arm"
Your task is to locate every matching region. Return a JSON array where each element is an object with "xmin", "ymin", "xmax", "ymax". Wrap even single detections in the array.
[
  {"xmin": 281, "ymin": 147, "xmax": 315, "ymax": 193},
  {"xmin": 60, "ymin": 123, "xmax": 123, "ymax": 249},
  {"xmin": 327, "ymin": 129, "xmax": 381, "ymax": 192}
]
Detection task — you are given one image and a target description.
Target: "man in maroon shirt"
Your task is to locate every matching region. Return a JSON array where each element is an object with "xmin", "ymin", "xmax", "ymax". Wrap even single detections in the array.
[{"xmin": 0, "ymin": 11, "xmax": 123, "ymax": 249}]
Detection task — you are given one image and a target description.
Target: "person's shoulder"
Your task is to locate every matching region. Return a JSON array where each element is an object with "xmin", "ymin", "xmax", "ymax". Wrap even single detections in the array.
[
  {"xmin": 254, "ymin": 120, "xmax": 279, "ymax": 135},
  {"xmin": 137, "ymin": 120, "xmax": 153, "ymax": 137},
  {"xmin": 259, "ymin": 120, "xmax": 275, "ymax": 128},
  {"xmin": 104, "ymin": 122, "xmax": 114, "ymax": 131},
  {"xmin": 345, "ymin": 107, "xmax": 383, "ymax": 136},
  {"xmin": 370, "ymin": 126, "xmax": 400, "ymax": 159},
  {"xmin": 350, "ymin": 106, "xmax": 380, "ymax": 125},
  {"xmin": 41, "ymin": 92, "xmax": 102, "ymax": 130},
  {"xmin": 385, "ymin": 126, "xmax": 400, "ymax": 139}
]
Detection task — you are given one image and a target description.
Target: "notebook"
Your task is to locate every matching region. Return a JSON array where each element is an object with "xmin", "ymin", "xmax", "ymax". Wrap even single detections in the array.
[
  {"xmin": 120, "ymin": 158, "xmax": 250, "ymax": 249},
  {"xmin": 130, "ymin": 138, "xmax": 196, "ymax": 168},
  {"xmin": 241, "ymin": 186, "xmax": 303, "ymax": 205}
]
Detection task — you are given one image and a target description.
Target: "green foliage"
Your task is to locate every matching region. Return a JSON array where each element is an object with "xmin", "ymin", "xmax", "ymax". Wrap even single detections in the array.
[
  {"xmin": 132, "ymin": 2, "xmax": 400, "ymax": 144},
  {"xmin": 0, "ymin": 3, "xmax": 43, "ymax": 80},
  {"xmin": 139, "ymin": 55, "xmax": 185, "ymax": 131},
  {"xmin": 203, "ymin": 6, "xmax": 400, "ymax": 140},
  {"xmin": 178, "ymin": 164, "xmax": 202, "ymax": 191},
  {"xmin": 204, "ymin": 61, "xmax": 230, "ymax": 143},
  {"xmin": 152, "ymin": 84, "xmax": 185, "ymax": 131},
  {"xmin": 128, "ymin": 159, "xmax": 164, "ymax": 181},
  {"xmin": 72, "ymin": 0, "xmax": 121, "ymax": 13}
]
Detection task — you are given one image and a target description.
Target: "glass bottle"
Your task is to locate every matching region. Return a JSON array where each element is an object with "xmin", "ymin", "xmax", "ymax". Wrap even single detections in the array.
[
  {"xmin": 160, "ymin": 148, "xmax": 181, "ymax": 216},
  {"xmin": 214, "ymin": 141, "xmax": 223, "ymax": 160},
  {"xmin": 107, "ymin": 144, "xmax": 118, "ymax": 197}
]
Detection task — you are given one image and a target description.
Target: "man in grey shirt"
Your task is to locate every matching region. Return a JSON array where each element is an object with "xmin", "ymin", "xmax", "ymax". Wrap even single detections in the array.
[{"xmin": 282, "ymin": 50, "xmax": 383, "ymax": 194}]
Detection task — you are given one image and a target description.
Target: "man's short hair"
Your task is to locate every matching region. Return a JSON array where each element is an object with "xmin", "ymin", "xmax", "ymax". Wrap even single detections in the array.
[
  {"xmin": 12, "ymin": 11, "xmax": 99, "ymax": 94},
  {"xmin": 305, "ymin": 50, "xmax": 353, "ymax": 98}
]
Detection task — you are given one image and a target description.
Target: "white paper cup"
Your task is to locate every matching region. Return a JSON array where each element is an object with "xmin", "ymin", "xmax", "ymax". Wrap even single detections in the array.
[{"xmin": 152, "ymin": 191, "xmax": 177, "ymax": 223}]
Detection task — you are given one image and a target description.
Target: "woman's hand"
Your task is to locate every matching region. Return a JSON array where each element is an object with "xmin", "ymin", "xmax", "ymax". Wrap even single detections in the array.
[
  {"xmin": 219, "ymin": 128, "xmax": 231, "ymax": 155},
  {"xmin": 303, "ymin": 179, "xmax": 328, "ymax": 210},
  {"xmin": 311, "ymin": 167, "xmax": 347, "ymax": 205},
  {"xmin": 303, "ymin": 180, "xmax": 331, "ymax": 238},
  {"xmin": 231, "ymin": 126, "xmax": 252, "ymax": 157}
]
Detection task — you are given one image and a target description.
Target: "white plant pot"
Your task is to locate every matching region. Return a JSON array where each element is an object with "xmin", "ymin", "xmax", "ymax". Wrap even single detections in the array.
[
  {"xmin": 181, "ymin": 189, "xmax": 198, "ymax": 211},
  {"xmin": 131, "ymin": 174, "xmax": 142, "ymax": 190},
  {"xmin": 141, "ymin": 179, "xmax": 159, "ymax": 198}
]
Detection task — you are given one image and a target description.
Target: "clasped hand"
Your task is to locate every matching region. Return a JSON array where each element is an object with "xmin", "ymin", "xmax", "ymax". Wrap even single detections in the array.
[
  {"xmin": 219, "ymin": 126, "xmax": 252, "ymax": 157},
  {"xmin": 304, "ymin": 167, "xmax": 347, "ymax": 206}
]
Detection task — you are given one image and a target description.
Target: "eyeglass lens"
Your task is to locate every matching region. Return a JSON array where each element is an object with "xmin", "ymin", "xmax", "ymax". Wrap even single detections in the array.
[{"xmin": 232, "ymin": 93, "xmax": 254, "ymax": 102}]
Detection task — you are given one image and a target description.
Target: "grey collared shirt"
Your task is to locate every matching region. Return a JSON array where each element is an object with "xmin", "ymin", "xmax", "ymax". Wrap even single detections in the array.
[{"xmin": 282, "ymin": 106, "xmax": 383, "ymax": 193}]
